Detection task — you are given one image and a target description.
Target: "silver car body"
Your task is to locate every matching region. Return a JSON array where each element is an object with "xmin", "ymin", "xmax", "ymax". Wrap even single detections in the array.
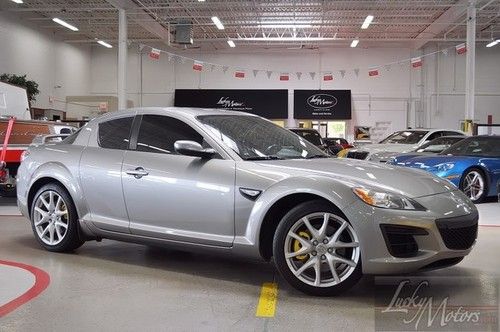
[
  {"xmin": 348, "ymin": 129, "xmax": 465, "ymax": 163},
  {"xmin": 17, "ymin": 107, "xmax": 477, "ymax": 275}
]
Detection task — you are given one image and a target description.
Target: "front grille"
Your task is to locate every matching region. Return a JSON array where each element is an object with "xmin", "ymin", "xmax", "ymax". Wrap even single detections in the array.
[
  {"xmin": 380, "ymin": 225, "xmax": 428, "ymax": 258},
  {"xmin": 346, "ymin": 151, "xmax": 369, "ymax": 160},
  {"xmin": 436, "ymin": 212, "xmax": 478, "ymax": 250}
]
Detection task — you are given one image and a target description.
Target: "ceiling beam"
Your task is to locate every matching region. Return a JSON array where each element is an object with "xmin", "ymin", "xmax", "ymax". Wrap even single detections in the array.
[
  {"xmin": 105, "ymin": 0, "xmax": 170, "ymax": 45},
  {"xmin": 413, "ymin": 0, "xmax": 469, "ymax": 49}
]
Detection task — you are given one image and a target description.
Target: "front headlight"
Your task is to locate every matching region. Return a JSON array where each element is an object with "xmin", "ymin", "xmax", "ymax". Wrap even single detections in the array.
[
  {"xmin": 353, "ymin": 187, "xmax": 426, "ymax": 211},
  {"xmin": 435, "ymin": 163, "xmax": 454, "ymax": 172}
]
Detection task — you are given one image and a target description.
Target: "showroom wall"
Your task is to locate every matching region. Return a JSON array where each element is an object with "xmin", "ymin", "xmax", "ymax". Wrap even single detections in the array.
[
  {"xmin": 91, "ymin": 45, "xmax": 416, "ymax": 140},
  {"xmin": 90, "ymin": 42, "xmax": 499, "ymax": 139},
  {"xmin": 422, "ymin": 43, "xmax": 500, "ymax": 129},
  {"xmin": 0, "ymin": 12, "xmax": 92, "ymax": 119}
]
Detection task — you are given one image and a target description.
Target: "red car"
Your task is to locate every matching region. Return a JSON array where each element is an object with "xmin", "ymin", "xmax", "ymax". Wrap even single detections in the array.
[{"xmin": 324, "ymin": 137, "xmax": 353, "ymax": 149}]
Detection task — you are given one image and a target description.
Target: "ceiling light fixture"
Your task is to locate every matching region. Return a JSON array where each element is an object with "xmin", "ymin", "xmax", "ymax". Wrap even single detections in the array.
[
  {"xmin": 350, "ymin": 39, "xmax": 359, "ymax": 47},
  {"xmin": 52, "ymin": 18, "xmax": 79, "ymax": 31},
  {"xmin": 240, "ymin": 37, "xmax": 326, "ymax": 41},
  {"xmin": 486, "ymin": 39, "xmax": 499, "ymax": 47},
  {"xmin": 97, "ymin": 40, "xmax": 113, "ymax": 48},
  {"xmin": 11, "ymin": 0, "xmax": 24, "ymax": 4},
  {"xmin": 227, "ymin": 40, "xmax": 236, "ymax": 48},
  {"xmin": 259, "ymin": 24, "xmax": 312, "ymax": 29},
  {"xmin": 361, "ymin": 15, "xmax": 374, "ymax": 29},
  {"xmin": 211, "ymin": 16, "xmax": 224, "ymax": 30}
]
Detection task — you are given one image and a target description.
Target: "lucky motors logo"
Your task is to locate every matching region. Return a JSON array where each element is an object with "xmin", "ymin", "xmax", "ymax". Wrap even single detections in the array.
[
  {"xmin": 216, "ymin": 97, "xmax": 245, "ymax": 108},
  {"xmin": 307, "ymin": 93, "xmax": 338, "ymax": 109}
]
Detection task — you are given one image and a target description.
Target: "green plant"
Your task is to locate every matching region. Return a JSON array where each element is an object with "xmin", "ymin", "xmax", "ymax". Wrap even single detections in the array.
[{"xmin": 0, "ymin": 74, "xmax": 40, "ymax": 105}]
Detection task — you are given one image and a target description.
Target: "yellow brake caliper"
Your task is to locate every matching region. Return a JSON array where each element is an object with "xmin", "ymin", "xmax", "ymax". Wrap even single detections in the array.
[{"xmin": 293, "ymin": 231, "xmax": 311, "ymax": 260}]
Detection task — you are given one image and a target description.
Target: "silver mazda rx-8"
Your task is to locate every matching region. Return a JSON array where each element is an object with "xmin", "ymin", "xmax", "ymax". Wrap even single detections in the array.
[{"xmin": 17, "ymin": 107, "xmax": 478, "ymax": 295}]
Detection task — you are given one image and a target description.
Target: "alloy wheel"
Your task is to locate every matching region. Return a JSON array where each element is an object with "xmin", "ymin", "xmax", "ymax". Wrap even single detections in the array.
[
  {"xmin": 33, "ymin": 190, "xmax": 69, "ymax": 246},
  {"xmin": 284, "ymin": 212, "xmax": 360, "ymax": 288},
  {"xmin": 463, "ymin": 170, "xmax": 484, "ymax": 202}
]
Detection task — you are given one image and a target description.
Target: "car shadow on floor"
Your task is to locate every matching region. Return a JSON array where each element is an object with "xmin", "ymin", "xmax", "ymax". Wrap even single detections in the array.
[{"xmin": 14, "ymin": 234, "xmax": 483, "ymax": 302}]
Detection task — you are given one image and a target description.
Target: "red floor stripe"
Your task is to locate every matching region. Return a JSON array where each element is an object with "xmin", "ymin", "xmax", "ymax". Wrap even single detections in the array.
[{"xmin": 0, "ymin": 260, "xmax": 50, "ymax": 318}]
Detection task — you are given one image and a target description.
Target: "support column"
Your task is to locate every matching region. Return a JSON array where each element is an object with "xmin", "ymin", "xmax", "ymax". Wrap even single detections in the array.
[
  {"xmin": 118, "ymin": 8, "xmax": 127, "ymax": 110},
  {"xmin": 465, "ymin": 0, "xmax": 476, "ymax": 123}
]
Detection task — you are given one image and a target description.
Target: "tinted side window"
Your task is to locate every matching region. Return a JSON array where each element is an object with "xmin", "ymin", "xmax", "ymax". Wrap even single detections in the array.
[
  {"xmin": 136, "ymin": 115, "xmax": 203, "ymax": 154},
  {"xmin": 98, "ymin": 117, "xmax": 134, "ymax": 150},
  {"xmin": 445, "ymin": 131, "xmax": 463, "ymax": 136},
  {"xmin": 427, "ymin": 131, "xmax": 443, "ymax": 141}
]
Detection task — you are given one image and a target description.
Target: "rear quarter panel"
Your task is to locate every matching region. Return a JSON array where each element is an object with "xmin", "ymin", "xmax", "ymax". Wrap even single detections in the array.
[{"xmin": 17, "ymin": 143, "xmax": 89, "ymax": 221}]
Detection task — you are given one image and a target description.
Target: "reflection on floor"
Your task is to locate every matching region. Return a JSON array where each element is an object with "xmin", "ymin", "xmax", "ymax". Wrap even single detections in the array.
[{"xmin": 0, "ymin": 198, "xmax": 499, "ymax": 330}]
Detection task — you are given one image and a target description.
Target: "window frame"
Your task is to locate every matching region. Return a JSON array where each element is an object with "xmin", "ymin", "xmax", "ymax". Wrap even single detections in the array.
[
  {"xmin": 129, "ymin": 113, "xmax": 225, "ymax": 159},
  {"xmin": 97, "ymin": 116, "xmax": 135, "ymax": 150}
]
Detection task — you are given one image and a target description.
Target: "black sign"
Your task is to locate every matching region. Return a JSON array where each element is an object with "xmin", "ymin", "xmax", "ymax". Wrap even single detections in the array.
[
  {"xmin": 174, "ymin": 89, "xmax": 288, "ymax": 119},
  {"xmin": 294, "ymin": 90, "xmax": 352, "ymax": 119}
]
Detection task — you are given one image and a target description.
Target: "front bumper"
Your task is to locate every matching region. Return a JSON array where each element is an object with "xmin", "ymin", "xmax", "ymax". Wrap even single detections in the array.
[{"xmin": 344, "ymin": 190, "xmax": 478, "ymax": 275}]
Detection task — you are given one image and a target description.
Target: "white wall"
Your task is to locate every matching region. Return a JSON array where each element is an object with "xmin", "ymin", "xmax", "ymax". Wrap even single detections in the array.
[
  {"xmin": 422, "ymin": 43, "xmax": 500, "ymax": 129},
  {"xmin": 91, "ymin": 46, "xmax": 416, "ymax": 140},
  {"xmin": 0, "ymin": 12, "xmax": 91, "ymax": 119}
]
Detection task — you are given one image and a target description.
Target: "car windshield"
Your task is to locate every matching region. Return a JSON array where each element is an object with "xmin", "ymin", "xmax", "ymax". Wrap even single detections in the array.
[
  {"xmin": 198, "ymin": 115, "xmax": 327, "ymax": 160},
  {"xmin": 291, "ymin": 130, "xmax": 323, "ymax": 146},
  {"xmin": 379, "ymin": 130, "xmax": 428, "ymax": 144},
  {"xmin": 415, "ymin": 137, "xmax": 464, "ymax": 153},
  {"xmin": 440, "ymin": 137, "xmax": 500, "ymax": 157}
]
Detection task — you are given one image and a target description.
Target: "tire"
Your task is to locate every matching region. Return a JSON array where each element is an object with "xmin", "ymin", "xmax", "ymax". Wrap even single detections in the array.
[
  {"xmin": 30, "ymin": 183, "xmax": 84, "ymax": 252},
  {"xmin": 459, "ymin": 168, "xmax": 488, "ymax": 204},
  {"xmin": 273, "ymin": 200, "xmax": 362, "ymax": 296}
]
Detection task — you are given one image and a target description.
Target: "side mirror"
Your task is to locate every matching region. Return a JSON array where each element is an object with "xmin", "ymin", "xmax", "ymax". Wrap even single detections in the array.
[{"xmin": 174, "ymin": 140, "xmax": 216, "ymax": 159}]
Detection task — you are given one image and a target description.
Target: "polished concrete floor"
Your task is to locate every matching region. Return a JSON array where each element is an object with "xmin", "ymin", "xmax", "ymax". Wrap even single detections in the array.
[{"xmin": 1, "ymin": 198, "xmax": 499, "ymax": 331}]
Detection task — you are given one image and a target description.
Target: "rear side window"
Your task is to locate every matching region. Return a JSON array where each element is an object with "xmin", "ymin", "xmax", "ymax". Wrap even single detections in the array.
[
  {"xmin": 98, "ymin": 117, "xmax": 134, "ymax": 149},
  {"xmin": 136, "ymin": 115, "xmax": 203, "ymax": 154}
]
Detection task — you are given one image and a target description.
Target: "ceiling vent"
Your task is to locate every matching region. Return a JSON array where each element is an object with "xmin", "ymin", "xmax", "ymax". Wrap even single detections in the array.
[{"xmin": 175, "ymin": 20, "xmax": 193, "ymax": 45}]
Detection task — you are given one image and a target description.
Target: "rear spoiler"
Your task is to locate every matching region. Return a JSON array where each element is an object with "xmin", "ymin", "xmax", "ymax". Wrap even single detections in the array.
[{"xmin": 31, "ymin": 134, "xmax": 70, "ymax": 146}]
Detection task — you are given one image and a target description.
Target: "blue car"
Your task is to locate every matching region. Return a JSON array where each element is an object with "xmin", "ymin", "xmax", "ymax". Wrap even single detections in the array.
[{"xmin": 389, "ymin": 136, "xmax": 500, "ymax": 203}]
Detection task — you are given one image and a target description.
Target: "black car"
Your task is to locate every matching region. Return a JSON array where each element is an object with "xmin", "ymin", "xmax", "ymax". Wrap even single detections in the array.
[{"xmin": 288, "ymin": 128, "xmax": 343, "ymax": 155}]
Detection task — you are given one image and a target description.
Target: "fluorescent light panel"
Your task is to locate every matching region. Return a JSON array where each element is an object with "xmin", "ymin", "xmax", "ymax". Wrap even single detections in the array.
[
  {"xmin": 227, "ymin": 40, "xmax": 236, "ymax": 47},
  {"xmin": 259, "ymin": 24, "xmax": 312, "ymax": 29},
  {"xmin": 97, "ymin": 40, "xmax": 113, "ymax": 48},
  {"xmin": 52, "ymin": 18, "xmax": 78, "ymax": 31},
  {"xmin": 486, "ymin": 40, "xmax": 499, "ymax": 47},
  {"xmin": 361, "ymin": 15, "xmax": 374, "ymax": 29},
  {"xmin": 240, "ymin": 37, "xmax": 325, "ymax": 41},
  {"xmin": 350, "ymin": 39, "xmax": 359, "ymax": 47},
  {"xmin": 211, "ymin": 16, "xmax": 224, "ymax": 30},
  {"xmin": 11, "ymin": 0, "xmax": 23, "ymax": 3}
]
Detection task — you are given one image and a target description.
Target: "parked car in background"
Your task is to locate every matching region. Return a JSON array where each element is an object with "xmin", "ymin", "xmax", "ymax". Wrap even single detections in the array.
[
  {"xmin": 17, "ymin": 107, "xmax": 478, "ymax": 296},
  {"xmin": 388, "ymin": 136, "xmax": 466, "ymax": 164},
  {"xmin": 324, "ymin": 137, "xmax": 353, "ymax": 150},
  {"xmin": 0, "ymin": 119, "xmax": 76, "ymax": 196},
  {"xmin": 288, "ymin": 128, "xmax": 342, "ymax": 155},
  {"xmin": 346, "ymin": 129, "xmax": 465, "ymax": 162},
  {"xmin": 389, "ymin": 135, "xmax": 500, "ymax": 203}
]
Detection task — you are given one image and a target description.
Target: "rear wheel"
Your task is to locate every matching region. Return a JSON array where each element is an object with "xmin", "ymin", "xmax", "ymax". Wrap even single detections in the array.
[
  {"xmin": 273, "ymin": 200, "xmax": 362, "ymax": 296},
  {"xmin": 459, "ymin": 168, "xmax": 488, "ymax": 204},
  {"xmin": 30, "ymin": 183, "xmax": 84, "ymax": 252}
]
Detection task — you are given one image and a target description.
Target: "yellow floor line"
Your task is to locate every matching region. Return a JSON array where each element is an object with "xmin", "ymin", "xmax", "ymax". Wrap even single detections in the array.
[{"xmin": 255, "ymin": 282, "xmax": 278, "ymax": 317}]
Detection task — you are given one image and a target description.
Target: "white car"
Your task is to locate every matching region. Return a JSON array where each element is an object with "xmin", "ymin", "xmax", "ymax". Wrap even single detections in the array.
[{"xmin": 346, "ymin": 129, "xmax": 465, "ymax": 162}]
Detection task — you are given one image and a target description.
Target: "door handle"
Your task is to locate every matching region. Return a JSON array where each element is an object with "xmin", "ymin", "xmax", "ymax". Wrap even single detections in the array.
[{"xmin": 126, "ymin": 167, "xmax": 149, "ymax": 179}]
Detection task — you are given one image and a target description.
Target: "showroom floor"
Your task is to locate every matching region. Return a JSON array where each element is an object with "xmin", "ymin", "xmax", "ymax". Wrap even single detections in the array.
[{"xmin": 1, "ymin": 197, "xmax": 499, "ymax": 331}]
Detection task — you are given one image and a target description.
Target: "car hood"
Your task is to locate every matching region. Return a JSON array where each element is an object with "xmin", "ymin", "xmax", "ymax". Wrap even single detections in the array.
[
  {"xmin": 354, "ymin": 143, "xmax": 418, "ymax": 154},
  {"xmin": 251, "ymin": 158, "xmax": 455, "ymax": 198}
]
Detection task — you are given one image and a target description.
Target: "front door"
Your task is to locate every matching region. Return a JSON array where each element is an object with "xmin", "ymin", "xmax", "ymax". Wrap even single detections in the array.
[{"xmin": 122, "ymin": 114, "xmax": 235, "ymax": 247}]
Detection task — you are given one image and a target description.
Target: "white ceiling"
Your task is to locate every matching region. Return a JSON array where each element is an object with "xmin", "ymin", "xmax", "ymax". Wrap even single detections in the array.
[{"xmin": 2, "ymin": 0, "xmax": 500, "ymax": 50}]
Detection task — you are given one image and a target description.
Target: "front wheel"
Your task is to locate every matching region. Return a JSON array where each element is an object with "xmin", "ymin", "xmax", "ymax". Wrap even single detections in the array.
[
  {"xmin": 460, "ymin": 168, "xmax": 488, "ymax": 204},
  {"xmin": 30, "ymin": 183, "xmax": 84, "ymax": 252},
  {"xmin": 273, "ymin": 200, "xmax": 362, "ymax": 296}
]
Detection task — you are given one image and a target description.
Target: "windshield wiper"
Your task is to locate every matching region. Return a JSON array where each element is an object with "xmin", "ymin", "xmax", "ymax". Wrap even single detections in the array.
[
  {"xmin": 306, "ymin": 154, "xmax": 330, "ymax": 159},
  {"xmin": 244, "ymin": 155, "xmax": 284, "ymax": 161}
]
